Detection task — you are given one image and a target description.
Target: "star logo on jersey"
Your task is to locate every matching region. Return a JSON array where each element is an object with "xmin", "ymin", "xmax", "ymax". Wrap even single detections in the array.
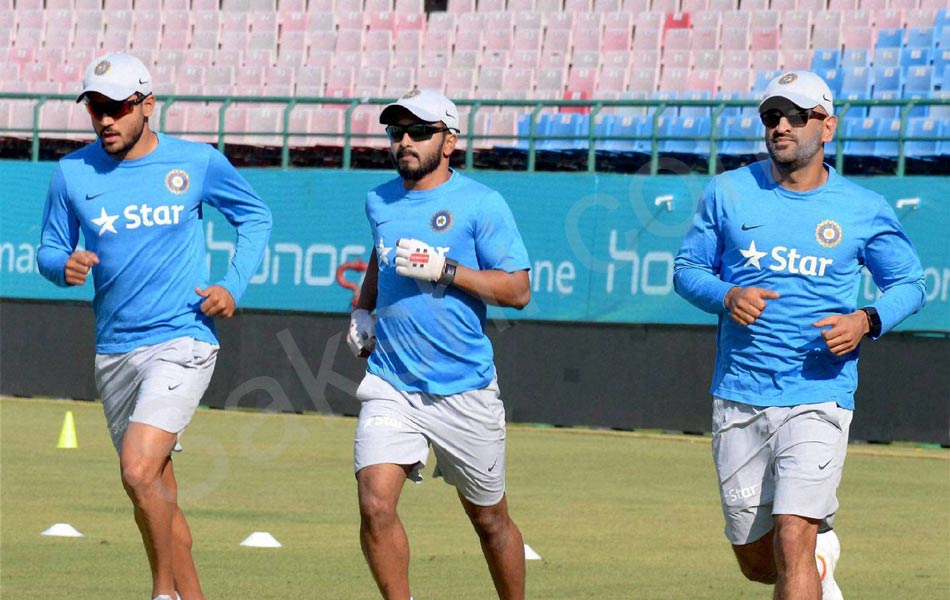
[
  {"xmin": 740, "ymin": 240, "xmax": 768, "ymax": 270},
  {"xmin": 91, "ymin": 207, "xmax": 119, "ymax": 236},
  {"xmin": 376, "ymin": 237, "xmax": 392, "ymax": 265}
]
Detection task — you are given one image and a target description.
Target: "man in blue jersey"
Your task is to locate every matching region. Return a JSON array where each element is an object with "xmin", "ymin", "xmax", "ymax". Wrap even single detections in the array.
[
  {"xmin": 37, "ymin": 53, "xmax": 272, "ymax": 600},
  {"xmin": 346, "ymin": 89, "xmax": 531, "ymax": 600},
  {"xmin": 674, "ymin": 70, "xmax": 925, "ymax": 600}
]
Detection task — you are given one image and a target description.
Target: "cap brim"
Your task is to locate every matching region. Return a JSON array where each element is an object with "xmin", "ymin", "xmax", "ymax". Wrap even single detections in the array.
[
  {"xmin": 379, "ymin": 103, "xmax": 442, "ymax": 125},
  {"xmin": 75, "ymin": 83, "xmax": 139, "ymax": 103},
  {"xmin": 758, "ymin": 93, "xmax": 818, "ymax": 113}
]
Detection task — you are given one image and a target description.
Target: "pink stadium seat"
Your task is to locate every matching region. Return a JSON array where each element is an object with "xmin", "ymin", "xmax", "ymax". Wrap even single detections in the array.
[
  {"xmin": 722, "ymin": 50, "xmax": 751, "ymax": 70},
  {"xmin": 386, "ymin": 66, "xmax": 414, "ymax": 91},
  {"xmin": 719, "ymin": 67, "xmax": 751, "ymax": 93},
  {"xmin": 752, "ymin": 49, "xmax": 780, "ymax": 70},
  {"xmin": 514, "ymin": 29, "xmax": 544, "ymax": 52},
  {"xmin": 781, "ymin": 10, "xmax": 811, "ymax": 29},
  {"xmin": 659, "ymin": 67, "xmax": 688, "ymax": 92},
  {"xmin": 365, "ymin": 29, "xmax": 393, "ymax": 52},
  {"xmin": 337, "ymin": 10, "xmax": 366, "ymax": 30},
  {"xmin": 333, "ymin": 51, "xmax": 362, "ymax": 71},
  {"xmin": 451, "ymin": 50, "xmax": 479, "ymax": 69},
  {"xmin": 336, "ymin": 29, "xmax": 364, "ymax": 52},
  {"xmin": 395, "ymin": 12, "xmax": 426, "ymax": 31},
  {"xmin": 309, "ymin": 108, "xmax": 344, "ymax": 146},
  {"xmin": 396, "ymin": 0, "xmax": 425, "ymax": 10},
  {"xmin": 502, "ymin": 67, "xmax": 535, "ymax": 97},
  {"xmin": 479, "ymin": 0, "xmax": 506, "ymax": 10},
  {"xmin": 572, "ymin": 27, "xmax": 601, "ymax": 53},
  {"xmin": 796, "ymin": 0, "xmax": 825, "ymax": 10},
  {"xmin": 574, "ymin": 12, "xmax": 603, "ymax": 30},
  {"xmin": 782, "ymin": 27, "xmax": 811, "ymax": 50},
  {"xmin": 633, "ymin": 25, "xmax": 662, "ymax": 51},
  {"xmin": 829, "ymin": 0, "xmax": 857, "ymax": 9},
  {"xmin": 540, "ymin": 49, "xmax": 571, "ymax": 72},
  {"xmin": 485, "ymin": 28, "xmax": 515, "ymax": 52},
  {"xmin": 245, "ymin": 48, "xmax": 275, "ymax": 67},
  {"xmin": 811, "ymin": 27, "xmax": 842, "ymax": 51},
  {"xmin": 455, "ymin": 30, "xmax": 484, "ymax": 52},
  {"xmin": 363, "ymin": 50, "xmax": 393, "ymax": 70},
  {"xmin": 447, "ymin": 0, "xmax": 475, "ymax": 12},
  {"xmin": 308, "ymin": 11, "xmax": 336, "ymax": 33},
  {"xmin": 873, "ymin": 10, "xmax": 904, "ymax": 30},
  {"xmin": 597, "ymin": 66, "xmax": 627, "ymax": 94},
  {"xmin": 567, "ymin": 66, "xmax": 598, "ymax": 93},
  {"xmin": 394, "ymin": 30, "xmax": 422, "ymax": 53},
  {"xmin": 751, "ymin": 27, "xmax": 780, "ymax": 51},
  {"xmin": 692, "ymin": 49, "xmax": 721, "ymax": 70},
  {"xmin": 446, "ymin": 67, "xmax": 476, "ymax": 96},
  {"xmin": 565, "ymin": 0, "xmax": 592, "ymax": 10},
  {"xmin": 367, "ymin": 11, "xmax": 396, "ymax": 31},
  {"xmin": 512, "ymin": 49, "xmax": 541, "ymax": 69},
  {"xmin": 783, "ymin": 48, "xmax": 813, "ymax": 70},
  {"xmin": 594, "ymin": 0, "xmax": 621, "ymax": 10},
  {"xmin": 221, "ymin": 12, "xmax": 249, "ymax": 34},
  {"xmin": 904, "ymin": 9, "xmax": 936, "ymax": 28},
  {"xmin": 602, "ymin": 28, "xmax": 632, "ymax": 52},
  {"xmin": 546, "ymin": 12, "xmax": 574, "ymax": 31},
  {"xmin": 621, "ymin": 0, "xmax": 649, "ymax": 11},
  {"xmin": 508, "ymin": 0, "xmax": 536, "ymax": 10},
  {"xmin": 424, "ymin": 29, "xmax": 453, "ymax": 53},
  {"xmin": 482, "ymin": 50, "xmax": 510, "ymax": 69},
  {"xmin": 664, "ymin": 48, "xmax": 691, "ymax": 69},
  {"xmin": 690, "ymin": 26, "xmax": 719, "ymax": 50},
  {"xmin": 843, "ymin": 25, "xmax": 873, "ymax": 49},
  {"xmin": 707, "ymin": 0, "xmax": 736, "ymax": 8},
  {"xmin": 680, "ymin": 0, "xmax": 708, "ymax": 10},
  {"xmin": 573, "ymin": 50, "xmax": 600, "ymax": 70},
  {"xmin": 535, "ymin": 67, "xmax": 566, "ymax": 95},
  {"xmin": 280, "ymin": 0, "xmax": 307, "ymax": 11},
  {"xmin": 653, "ymin": 0, "xmax": 681, "ymax": 11},
  {"xmin": 485, "ymin": 110, "xmax": 519, "ymax": 147},
  {"xmin": 356, "ymin": 66, "xmax": 385, "ymax": 95},
  {"xmin": 416, "ymin": 67, "xmax": 447, "ymax": 90},
  {"xmin": 396, "ymin": 49, "xmax": 424, "ymax": 68},
  {"xmin": 365, "ymin": 0, "xmax": 393, "ymax": 11},
  {"xmin": 191, "ymin": 32, "xmax": 220, "ymax": 51},
  {"xmin": 262, "ymin": 65, "xmax": 295, "ymax": 96},
  {"xmin": 687, "ymin": 68, "xmax": 718, "ymax": 92},
  {"xmin": 307, "ymin": 0, "xmax": 334, "ymax": 11},
  {"xmin": 750, "ymin": 10, "xmax": 778, "ymax": 29},
  {"xmin": 664, "ymin": 28, "xmax": 690, "ymax": 50},
  {"xmin": 691, "ymin": 10, "xmax": 720, "ymax": 31},
  {"xmin": 844, "ymin": 9, "xmax": 872, "ymax": 27},
  {"xmin": 627, "ymin": 67, "xmax": 658, "ymax": 93},
  {"xmin": 514, "ymin": 10, "xmax": 544, "ymax": 30}
]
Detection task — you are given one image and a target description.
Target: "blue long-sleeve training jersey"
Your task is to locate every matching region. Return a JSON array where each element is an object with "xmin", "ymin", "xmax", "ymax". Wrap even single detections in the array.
[
  {"xmin": 674, "ymin": 161, "xmax": 925, "ymax": 410},
  {"xmin": 38, "ymin": 133, "xmax": 272, "ymax": 354}
]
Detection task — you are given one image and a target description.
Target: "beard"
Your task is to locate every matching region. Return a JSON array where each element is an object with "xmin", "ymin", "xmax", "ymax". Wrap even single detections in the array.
[
  {"xmin": 392, "ymin": 144, "xmax": 443, "ymax": 182},
  {"xmin": 766, "ymin": 129, "xmax": 824, "ymax": 172},
  {"xmin": 98, "ymin": 118, "xmax": 146, "ymax": 159}
]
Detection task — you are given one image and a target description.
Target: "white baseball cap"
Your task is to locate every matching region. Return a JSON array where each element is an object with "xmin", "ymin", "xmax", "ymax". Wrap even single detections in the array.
[
  {"xmin": 758, "ymin": 70, "xmax": 834, "ymax": 116},
  {"xmin": 379, "ymin": 88, "xmax": 460, "ymax": 132},
  {"xmin": 76, "ymin": 52, "xmax": 152, "ymax": 103}
]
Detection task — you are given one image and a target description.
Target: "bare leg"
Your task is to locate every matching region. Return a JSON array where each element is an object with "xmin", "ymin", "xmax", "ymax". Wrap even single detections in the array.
[
  {"xmin": 357, "ymin": 464, "xmax": 412, "ymax": 600},
  {"xmin": 732, "ymin": 529, "xmax": 778, "ymax": 585},
  {"xmin": 772, "ymin": 514, "xmax": 821, "ymax": 600},
  {"xmin": 120, "ymin": 423, "xmax": 182, "ymax": 599},
  {"xmin": 458, "ymin": 493, "xmax": 525, "ymax": 600},
  {"xmin": 162, "ymin": 460, "xmax": 205, "ymax": 600}
]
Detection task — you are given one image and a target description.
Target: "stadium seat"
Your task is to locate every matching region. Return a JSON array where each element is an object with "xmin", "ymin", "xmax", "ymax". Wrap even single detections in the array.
[
  {"xmin": 873, "ymin": 48, "xmax": 901, "ymax": 68},
  {"xmin": 819, "ymin": 68, "xmax": 843, "ymax": 96},
  {"xmin": 875, "ymin": 28, "xmax": 903, "ymax": 48},
  {"xmin": 752, "ymin": 50, "xmax": 781, "ymax": 71},
  {"xmin": 783, "ymin": 49, "xmax": 814, "ymax": 70},
  {"xmin": 718, "ymin": 115, "xmax": 764, "ymax": 158},
  {"xmin": 873, "ymin": 66, "xmax": 903, "ymax": 94},
  {"xmin": 812, "ymin": 49, "xmax": 842, "ymax": 72},
  {"xmin": 868, "ymin": 89, "xmax": 901, "ymax": 119},
  {"xmin": 905, "ymin": 117, "xmax": 942, "ymax": 158},
  {"xmin": 901, "ymin": 48, "xmax": 932, "ymax": 69},
  {"xmin": 904, "ymin": 65, "xmax": 935, "ymax": 95},
  {"xmin": 719, "ymin": 68, "xmax": 752, "ymax": 94},
  {"xmin": 659, "ymin": 116, "xmax": 710, "ymax": 155},
  {"xmin": 842, "ymin": 66, "xmax": 874, "ymax": 98},
  {"xmin": 686, "ymin": 70, "xmax": 718, "ymax": 94},
  {"xmin": 628, "ymin": 68, "xmax": 659, "ymax": 94}
]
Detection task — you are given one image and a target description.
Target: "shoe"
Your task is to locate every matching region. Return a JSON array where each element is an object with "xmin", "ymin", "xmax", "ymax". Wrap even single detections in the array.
[
  {"xmin": 816, "ymin": 530, "xmax": 844, "ymax": 600},
  {"xmin": 152, "ymin": 594, "xmax": 180, "ymax": 600}
]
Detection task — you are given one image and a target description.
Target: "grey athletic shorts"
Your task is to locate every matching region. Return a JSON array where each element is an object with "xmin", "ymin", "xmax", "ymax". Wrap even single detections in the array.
[
  {"xmin": 712, "ymin": 397, "xmax": 852, "ymax": 545},
  {"xmin": 354, "ymin": 372, "xmax": 507, "ymax": 507},
  {"xmin": 96, "ymin": 336, "xmax": 218, "ymax": 455}
]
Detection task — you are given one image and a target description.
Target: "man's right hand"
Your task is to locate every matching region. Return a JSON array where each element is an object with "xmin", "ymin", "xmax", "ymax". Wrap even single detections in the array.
[
  {"xmin": 724, "ymin": 286, "xmax": 780, "ymax": 326},
  {"xmin": 347, "ymin": 308, "xmax": 377, "ymax": 358},
  {"xmin": 64, "ymin": 250, "xmax": 99, "ymax": 286}
]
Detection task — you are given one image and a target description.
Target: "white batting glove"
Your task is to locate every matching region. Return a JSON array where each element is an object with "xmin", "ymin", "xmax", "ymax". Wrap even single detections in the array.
[
  {"xmin": 346, "ymin": 308, "xmax": 376, "ymax": 358},
  {"xmin": 395, "ymin": 238, "xmax": 446, "ymax": 283}
]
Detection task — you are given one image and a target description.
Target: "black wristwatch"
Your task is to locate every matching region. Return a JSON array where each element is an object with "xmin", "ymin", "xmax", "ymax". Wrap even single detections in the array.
[
  {"xmin": 437, "ymin": 258, "xmax": 458, "ymax": 288},
  {"xmin": 860, "ymin": 306, "xmax": 882, "ymax": 338}
]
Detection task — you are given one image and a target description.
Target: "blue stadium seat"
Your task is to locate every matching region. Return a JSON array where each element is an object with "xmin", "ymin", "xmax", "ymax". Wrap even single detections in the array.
[
  {"xmin": 868, "ymin": 89, "xmax": 901, "ymax": 119},
  {"xmin": 937, "ymin": 9, "xmax": 950, "ymax": 32},
  {"xmin": 842, "ymin": 117, "xmax": 878, "ymax": 157},
  {"xmin": 842, "ymin": 66, "xmax": 874, "ymax": 97},
  {"xmin": 841, "ymin": 49, "xmax": 871, "ymax": 69},
  {"xmin": 939, "ymin": 119, "xmax": 950, "ymax": 156},
  {"xmin": 873, "ymin": 48, "xmax": 901, "ymax": 68},
  {"xmin": 904, "ymin": 92, "xmax": 930, "ymax": 118},
  {"xmin": 904, "ymin": 117, "xmax": 942, "ymax": 158},
  {"xmin": 659, "ymin": 116, "xmax": 711, "ymax": 155},
  {"xmin": 812, "ymin": 49, "xmax": 841, "ymax": 72},
  {"xmin": 600, "ymin": 115, "xmax": 649, "ymax": 154},
  {"xmin": 901, "ymin": 47, "xmax": 932, "ymax": 69},
  {"xmin": 929, "ymin": 91, "xmax": 950, "ymax": 119},
  {"xmin": 904, "ymin": 66, "xmax": 935, "ymax": 95},
  {"xmin": 876, "ymin": 28, "xmax": 903, "ymax": 49},
  {"xmin": 515, "ymin": 113, "xmax": 551, "ymax": 150},
  {"xmin": 872, "ymin": 66, "xmax": 902, "ymax": 94},
  {"xmin": 652, "ymin": 91, "xmax": 680, "ymax": 117},
  {"xmin": 717, "ymin": 115, "xmax": 763, "ymax": 158},
  {"xmin": 752, "ymin": 70, "xmax": 781, "ymax": 95},
  {"xmin": 905, "ymin": 27, "xmax": 935, "ymax": 50},
  {"xmin": 819, "ymin": 68, "xmax": 843, "ymax": 96},
  {"xmin": 934, "ymin": 49, "xmax": 950, "ymax": 82},
  {"xmin": 875, "ymin": 118, "xmax": 902, "ymax": 158},
  {"xmin": 540, "ymin": 113, "xmax": 588, "ymax": 151},
  {"xmin": 714, "ymin": 91, "xmax": 746, "ymax": 120},
  {"xmin": 680, "ymin": 91, "xmax": 712, "ymax": 119}
]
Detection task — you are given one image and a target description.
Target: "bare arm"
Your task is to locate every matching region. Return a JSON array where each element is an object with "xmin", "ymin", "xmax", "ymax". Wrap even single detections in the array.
[
  {"xmin": 450, "ymin": 266, "xmax": 531, "ymax": 309},
  {"xmin": 355, "ymin": 249, "xmax": 379, "ymax": 312}
]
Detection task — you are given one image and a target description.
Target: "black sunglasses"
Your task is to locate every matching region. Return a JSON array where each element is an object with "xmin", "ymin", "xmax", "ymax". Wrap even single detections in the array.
[
  {"xmin": 85, "ymin": 93, "xmax": 151, "ymax": 120},
  {"xmin": 385, "ymin": 124, "xmax": 454, "ymax": 142},
  {"xmin": 760, "ymin": 108, "xmax": 828, "ymax": 129}
]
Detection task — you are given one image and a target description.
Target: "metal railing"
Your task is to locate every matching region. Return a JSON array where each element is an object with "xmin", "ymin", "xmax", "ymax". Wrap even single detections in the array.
[{"xmin": 2, "ymin": 93, "xmax": 948, "ymax": 176}]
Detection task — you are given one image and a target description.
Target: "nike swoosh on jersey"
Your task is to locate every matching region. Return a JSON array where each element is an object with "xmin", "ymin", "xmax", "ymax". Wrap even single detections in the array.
[
  {"xmin": 741, "ymin": 224, "xmax": 764, "ymax": 231},
  {"xmin": 85, "ymin": 192, "xmax": 105, "ymax": 200}
]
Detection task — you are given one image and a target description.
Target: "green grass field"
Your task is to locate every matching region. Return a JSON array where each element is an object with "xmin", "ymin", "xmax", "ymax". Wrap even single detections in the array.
[{"xmin": 1, "ymin": 397, "xmax": 947, "ymax": 599}]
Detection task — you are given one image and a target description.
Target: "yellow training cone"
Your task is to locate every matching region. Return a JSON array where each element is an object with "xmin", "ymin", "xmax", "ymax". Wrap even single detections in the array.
[{"xmin": 57, "ymin": 410, "xmax": 78, "ymax": 449}]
